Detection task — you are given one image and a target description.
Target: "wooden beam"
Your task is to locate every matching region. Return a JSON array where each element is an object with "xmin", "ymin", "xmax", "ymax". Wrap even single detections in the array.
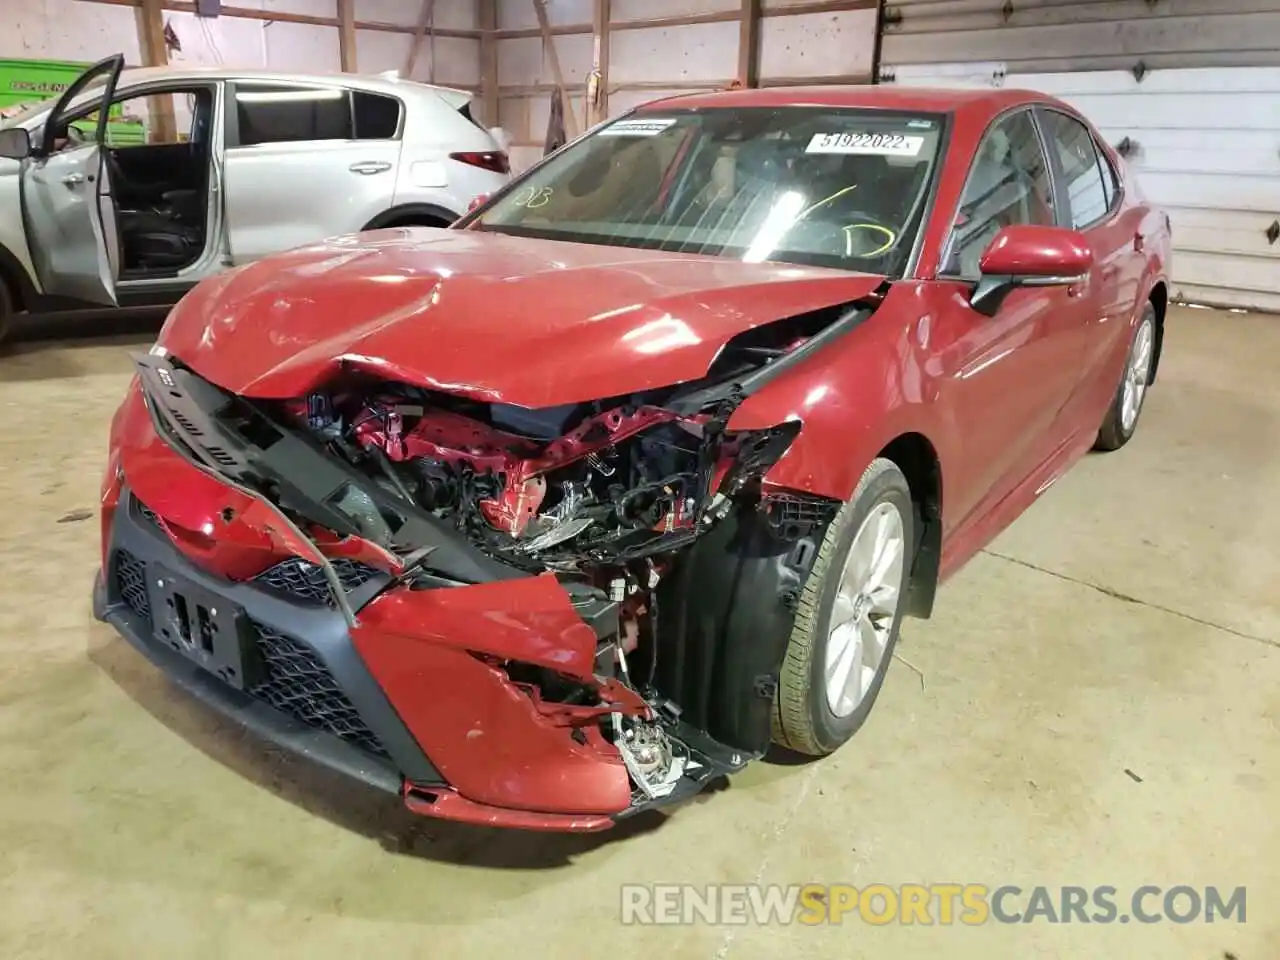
[
  {"xmin": 134, "ymin": 0, "xmax": 177, "ymax": 142},
  {"xmin": 479, "ymin": 0, "xmax": 499, "ymax": 127},
  {"xmin": 76, "ymin": 0, "xmax": 482, "ymax": 38},
  {"xmin": 135, "ymin": 0, "xmax": 167, "ymax": 67},
  {"xmin": 531, "ymin": 0, "xmax": 580, "ymax": 137},
  {"xmin": 870, "ymin": 0, "xmax": 886, "ymax": 83},
  {"xmin": 492, "ymin": 0, "xmax": 877, "ymax": 38},
  {"xmin": 738, "ymin": 0, "xmax": 760, "ymax": 88},
  {"xmin": 404, "ymin": 0, "xmax": 434, "ymax": 79},
  {"xmin": 337, "ymin": 0, "xmax": 357, "ymax": 73},
  {"xmin": 495, "ymin": 22, "xmax": 590, "ymax": 40},
  {"xmin": 499, "ymin": 79, "xmax": 726, "ymax": 96},
  {"xmin": 590, "ymin": 0, "xmax": 609, "ymax": 125}
]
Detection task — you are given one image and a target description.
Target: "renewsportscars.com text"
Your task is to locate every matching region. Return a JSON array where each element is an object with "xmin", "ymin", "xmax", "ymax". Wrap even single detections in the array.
[{"xmin": 619, "ymin": 883, "xmax": 1247, "ymax": 926}]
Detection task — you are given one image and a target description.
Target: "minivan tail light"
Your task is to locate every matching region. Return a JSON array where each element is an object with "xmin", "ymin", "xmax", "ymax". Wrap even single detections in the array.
[{"xmin": 450, "ymin": 151, "xmax": 510, "ymax": 175}]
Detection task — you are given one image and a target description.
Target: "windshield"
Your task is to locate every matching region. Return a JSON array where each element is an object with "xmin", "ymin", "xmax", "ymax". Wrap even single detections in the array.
[{"xmin": 473, "ymin": 106, "xmax": 945, "ymax": 275}]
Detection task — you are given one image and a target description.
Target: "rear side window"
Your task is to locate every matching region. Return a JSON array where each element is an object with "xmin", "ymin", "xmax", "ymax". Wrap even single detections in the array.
[
  {"xmin": 1042, "ymin": 110, "xmax": 1112, "ymax": 229},
  {"xmin": 353, "ymin": 91, "xmax": 401, "ymax": 139},
  {"xmin": 234, "ymin": 84, "xmax": 352, "ymax": 145}
]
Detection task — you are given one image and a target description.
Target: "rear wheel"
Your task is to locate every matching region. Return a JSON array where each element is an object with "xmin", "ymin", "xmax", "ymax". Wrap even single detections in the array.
[
  {"xmin": 773, "ymin": 458, "xmax": 915, "ymax": 756},
  {"xmin": 1095, "ymin": 303, "xmax": 1157, "ymax": 452}
]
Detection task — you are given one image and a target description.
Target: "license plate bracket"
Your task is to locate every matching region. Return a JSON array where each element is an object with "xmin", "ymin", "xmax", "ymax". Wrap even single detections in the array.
[{"xmin": 148, "ymin": 565, "xmax": 264, "ymax": 690}]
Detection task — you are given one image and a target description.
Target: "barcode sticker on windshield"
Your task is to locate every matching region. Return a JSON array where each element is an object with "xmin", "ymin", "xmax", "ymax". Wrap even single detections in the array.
[
  {"xmin": 806, "ymin": 132, "xmax": 924, "ymax": 156},
  {"xmin": 600, "ymin": 117, "xmax": 678, "ymax": 137}
]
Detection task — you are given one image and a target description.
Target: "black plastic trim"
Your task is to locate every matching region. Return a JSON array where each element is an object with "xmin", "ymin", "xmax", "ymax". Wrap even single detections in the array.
[
  {"xmin": 116, "ymin": 282, "xmax": 192, "ymax": 309},
  {"xmin": 96, "ymin": 487, "xmax": 448, "ymax": 791},
  {"xmin": 654, "ymin": 501, "xmax": 823, "ymax": 754},
  {"xmin": 362, "ymin": 203, "xmax": 459, "ymax": 230}
]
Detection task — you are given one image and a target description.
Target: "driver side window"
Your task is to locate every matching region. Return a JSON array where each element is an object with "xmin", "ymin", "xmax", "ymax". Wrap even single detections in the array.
[
  {"xmin": 943, "ymin": 110, "xmax": 1055, "ymax": 279},
  {"xmin": 104, "ymin": 90, "xmax": 199, "ymax": 148}
]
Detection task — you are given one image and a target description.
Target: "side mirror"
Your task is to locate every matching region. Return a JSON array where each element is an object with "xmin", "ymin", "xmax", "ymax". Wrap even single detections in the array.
[
  {"xmin": 969, "ymin": 225, "xmax": 1094, "ymax": 317},
  {"xmin": 0, "ymin": 127, "xmax": 31, "ymax": 161}
]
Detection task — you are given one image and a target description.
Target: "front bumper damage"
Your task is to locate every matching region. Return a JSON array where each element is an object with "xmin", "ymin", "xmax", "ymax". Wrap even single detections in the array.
[
  {"xmin": 96, "ymin": 354, "xmax": 761, "ymax": 829},
  {"xmin": 96, "ymin": 483, "xmax": 751, "ymax": 830},
  {"xmin": 90, "ymin": 311, "xmax": 863, "ymax": 831}
]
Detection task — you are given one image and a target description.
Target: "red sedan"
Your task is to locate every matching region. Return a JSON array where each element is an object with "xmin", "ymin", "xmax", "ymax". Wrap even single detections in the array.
[{"xmin": 95, "ymin": 85, "xmax": 1170, "ymax": 832}]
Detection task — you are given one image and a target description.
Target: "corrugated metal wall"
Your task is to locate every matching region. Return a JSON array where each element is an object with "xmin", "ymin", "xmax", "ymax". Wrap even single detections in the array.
[
  {"xmin": 879, "ymin": 0, "xmax": 1280, "ymax": 75},
  {"xmin": 879, "ymin": 0, "xmax": 1280, "ymax": 312}
]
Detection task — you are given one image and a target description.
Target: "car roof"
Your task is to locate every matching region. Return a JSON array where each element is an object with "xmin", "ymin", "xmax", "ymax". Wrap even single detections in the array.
[
  {"xmin": 637, "ymin": 84, "xmax": 1061, "ymax": 121},
  {"xmin": 115, "ymin": 65, "xmax": 470, "ymax": 101}
]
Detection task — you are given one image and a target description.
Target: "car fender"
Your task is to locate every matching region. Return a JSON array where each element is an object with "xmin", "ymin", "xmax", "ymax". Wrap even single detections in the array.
[
  {"xmin": 0, "ymin": 159, "xmax": 39, "ymax": 299},
  {"xmin": 726, "ymin": 282, "xmax": 956, "ymax": 506}
]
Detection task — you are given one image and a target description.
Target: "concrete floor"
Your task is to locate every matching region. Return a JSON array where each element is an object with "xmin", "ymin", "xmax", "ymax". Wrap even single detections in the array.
[{"xmin": 0, "ymin": 305, "xmax": 1276, "ymax": 959}]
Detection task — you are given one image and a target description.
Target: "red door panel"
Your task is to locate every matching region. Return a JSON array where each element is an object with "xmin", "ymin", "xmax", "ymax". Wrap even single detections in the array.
[{"xmin": 916, "ymin": 280, "xmax": 1091, "ymax": 539}]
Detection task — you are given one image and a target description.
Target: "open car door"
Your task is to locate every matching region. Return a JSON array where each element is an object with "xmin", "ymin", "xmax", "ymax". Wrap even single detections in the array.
[{"xmin": 20, "ymin": 54, "xmax": 124, "ymax": 306}]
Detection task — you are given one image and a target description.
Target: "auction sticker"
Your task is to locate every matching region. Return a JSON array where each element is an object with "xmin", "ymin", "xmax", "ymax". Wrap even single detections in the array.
[
  {"xmin": 806, "ymin": 131, "xmax": 924, "ymax": 155},
  {"xmin": 600, "ymin": 117, "xmax": 678, "ymax": 137}
]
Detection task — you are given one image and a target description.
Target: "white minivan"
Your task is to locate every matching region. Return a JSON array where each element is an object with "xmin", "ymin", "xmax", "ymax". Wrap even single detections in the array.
[{"xmin": 0, "ymin": 54, "xmax": 512, "ymax": 342}]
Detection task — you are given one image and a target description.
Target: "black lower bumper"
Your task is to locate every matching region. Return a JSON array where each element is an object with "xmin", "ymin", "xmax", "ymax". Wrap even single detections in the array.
[{"xmin": 95, "ymin": 487, "xmax": 446, "ymax": 795}]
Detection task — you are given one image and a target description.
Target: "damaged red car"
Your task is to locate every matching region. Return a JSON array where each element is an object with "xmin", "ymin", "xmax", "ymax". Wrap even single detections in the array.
[{"xmin": 95, "ymin": 86, "xmax": 1170, "ymax": 832}]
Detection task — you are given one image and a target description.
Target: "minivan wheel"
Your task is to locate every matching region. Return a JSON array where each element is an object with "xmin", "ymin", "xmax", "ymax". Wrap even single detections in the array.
[{"xmin": 772, "ymin": 458, "xmax": 915, "ymax": 756}]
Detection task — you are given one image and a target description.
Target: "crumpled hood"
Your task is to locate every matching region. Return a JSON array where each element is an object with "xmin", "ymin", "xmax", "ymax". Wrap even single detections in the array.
[{"xmin": 158, "ymin": 227, "xmax": 886, "ymax": 407}]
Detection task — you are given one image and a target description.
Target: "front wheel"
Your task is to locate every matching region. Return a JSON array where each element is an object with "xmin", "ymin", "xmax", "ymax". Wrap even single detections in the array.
[
  {"xmin": 0, "ymin": 276, "xmax": 14, "ymax": 347},
  {"xmin": 1095, "ymin": 303, "xmax": 1156, "ymax": 451},
  {"xmin": 772, "ymin": 458, "xmax": 915, "ymax": 756}
]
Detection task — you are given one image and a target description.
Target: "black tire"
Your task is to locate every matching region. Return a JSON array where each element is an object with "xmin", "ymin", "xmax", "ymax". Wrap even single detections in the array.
[
  {"xmin": 772, "ymin": 458, "xmax": 915, "ymax": 756},
  {"xmin": 0, "ymin": 275, "xmax": 14, "ymax": 348},
  {"xmin": 387, "ymin": 216, "xmax": 453, "ymax": 229},
  {"xmin": 1095, "ymin": 302, "xmax": 1157, "ymax": 452}
]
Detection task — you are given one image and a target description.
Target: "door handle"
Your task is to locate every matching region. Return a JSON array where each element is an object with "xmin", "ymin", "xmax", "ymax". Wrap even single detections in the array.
[
  {"xmin": 349, "ymin": 161, "xmax": 392, "ymax": 175},
  {"xmin": 61, "ymin": 173, "xmax": 86, "ymax": 186}
]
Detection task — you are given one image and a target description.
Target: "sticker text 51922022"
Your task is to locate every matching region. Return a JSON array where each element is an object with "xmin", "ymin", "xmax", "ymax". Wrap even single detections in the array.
[{"xmin": 805, "ymin": 132, "xmax": 925, "ymax": 156}]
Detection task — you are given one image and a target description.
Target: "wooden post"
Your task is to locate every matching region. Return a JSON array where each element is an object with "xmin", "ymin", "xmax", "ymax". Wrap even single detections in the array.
[
  {"xmin": 532, "ymin": 0, "xmax": 579, "ymax": 137},
  {"xmin": 338, "ymin": 0, "xmax": 358, "ymax": 72},
  {"xmin": 590, "ymin": 0, "xmax": 610, "ymax": 125},
  {"xmin": 135, "ymin": 0, "xmax": 177, "ymax": 142},
  {"xmin": 479, "ymin": 0, "xmax": 499, "ymax": 126},
  {"xmin": 405, "ymin": 0, "xmax": 435, "ymax": 79},
  {"xmin": 738, "ymin": 0, "xmax": 761, "ymax": 88}
]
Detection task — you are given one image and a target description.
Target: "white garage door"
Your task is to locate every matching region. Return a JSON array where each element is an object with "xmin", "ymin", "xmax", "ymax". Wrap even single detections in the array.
[{"xmin": 877, "ymin": 0, "xmax": 1280, "ymax": 312}]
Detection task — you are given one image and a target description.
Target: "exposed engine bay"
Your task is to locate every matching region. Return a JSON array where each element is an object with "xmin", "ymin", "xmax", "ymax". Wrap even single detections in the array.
[
  {"xmin": 287, "ymin": 386, "xmax": 751, "ymax": 567},
  {"xmin": 133, "ymin": 293, "xmax": 884, "ymax": 813}
]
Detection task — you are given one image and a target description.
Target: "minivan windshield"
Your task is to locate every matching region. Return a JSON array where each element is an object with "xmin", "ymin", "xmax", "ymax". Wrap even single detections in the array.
[{"xmin": 473, "ymin": 106, "xmax": 945, "ymax": 275}]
